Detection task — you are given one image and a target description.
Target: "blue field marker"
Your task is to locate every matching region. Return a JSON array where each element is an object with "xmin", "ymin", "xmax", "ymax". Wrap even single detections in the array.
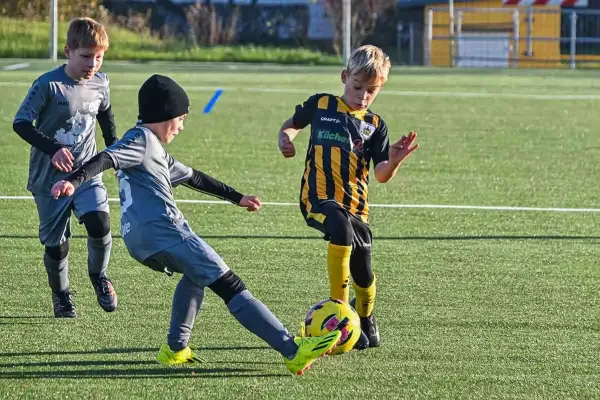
[{"xmin": 203, "ymin": 89, "xmax": 224, "ymax": 114}]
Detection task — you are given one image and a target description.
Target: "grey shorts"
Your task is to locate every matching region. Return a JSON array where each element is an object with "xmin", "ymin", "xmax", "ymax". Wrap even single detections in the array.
[
  {"xmin": 34, "ymin": 177, "xmax": 109, "ymax": 247},
  {"xmin": 141, "ymin": 235, "xmax": 230, "ymax": 288}
]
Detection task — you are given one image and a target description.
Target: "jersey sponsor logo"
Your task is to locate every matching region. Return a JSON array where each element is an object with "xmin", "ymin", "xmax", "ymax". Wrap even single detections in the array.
[
  {"xmin": 57, "ymin": 101, "xmax": 69, "ymax": 106},
  {"xmin": 320, "ymin": 116, "xmax": 341, "ymax": 124},
  {"xmin": 317, "ymin": 129, "xmax": 349, "ymax": 144}
]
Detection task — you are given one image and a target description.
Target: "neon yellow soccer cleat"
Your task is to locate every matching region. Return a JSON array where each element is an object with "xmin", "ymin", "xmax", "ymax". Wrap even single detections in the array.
[
  {"xmin": 156, "ymin": 344, "xmax": 203, "ymax": 365},
  {"xmin": 284, "ymin": 330, "xmax": 341, "ymax": 376},
  {"xmin": 298, "ymin": 321, "xmax": 306, "ymax": 337}
]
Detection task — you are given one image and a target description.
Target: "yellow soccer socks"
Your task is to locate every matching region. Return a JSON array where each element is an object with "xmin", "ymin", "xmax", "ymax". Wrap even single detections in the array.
[
  {"xmin": 352, "ymin": 276, "xmax": 376, "ymax": 318},
  {"xmin": 327, "ymin": 243, "xmax": 352, "ymax": 302}
]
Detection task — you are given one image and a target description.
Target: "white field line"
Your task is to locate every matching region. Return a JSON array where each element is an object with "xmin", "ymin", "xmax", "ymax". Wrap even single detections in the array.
[
  {"xmin": 0, "ymin": 195, "xmax": 599, "ymax": 213},
  {"xmin": 2, "ymin": 63, "xmax": 30, "ymax": 71},
  {"xmin": 0, "ymin": 80, "xmax": 600, "ymax": 100}
]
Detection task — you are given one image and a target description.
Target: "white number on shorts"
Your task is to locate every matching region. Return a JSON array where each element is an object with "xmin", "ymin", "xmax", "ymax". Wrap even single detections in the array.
[{"xmin": 118, "ymin": 174, "xmax": 133, "ymax": 214}]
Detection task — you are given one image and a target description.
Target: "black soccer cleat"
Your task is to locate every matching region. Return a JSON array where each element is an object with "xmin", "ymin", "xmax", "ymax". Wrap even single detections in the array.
[
  {"xmin": 52, "ymin": 290, "xmax": 77, "ymax": 318},
  {"xmin": 360, "ymin": 312, "xmax": 380, "ymax": 348},
  {"xmin": 353, "ymin": 329, "xmax": 370, "ymax": 351},
  {"xmin": 350, "ymin": 297, "xmax": 380, "ymax": 348},
  {"xmin": 90, "ymin": 274, "xmax": 118, "ymax": 312}
]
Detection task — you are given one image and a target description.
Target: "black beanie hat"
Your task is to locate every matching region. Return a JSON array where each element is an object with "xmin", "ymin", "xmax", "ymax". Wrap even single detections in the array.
[{"xmin": 138, "ymin": 74, "xmax": 190, "ymax": 124}]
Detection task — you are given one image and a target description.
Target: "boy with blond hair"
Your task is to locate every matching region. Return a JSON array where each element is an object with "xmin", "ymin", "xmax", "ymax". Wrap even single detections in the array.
[
  {"xmin": 13, "ymin": 17, "xmax": 118, "ymax": 318},
  {"xmin": 50, "ymin": 74, "xmax": 341, "ymax": 375},
  {"xmin": 277, "ymin": 45, "xmax": 419, "ymax": 349}
]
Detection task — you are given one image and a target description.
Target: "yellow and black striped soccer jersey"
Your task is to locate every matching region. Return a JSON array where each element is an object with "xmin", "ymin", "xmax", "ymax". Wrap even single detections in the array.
[{"xmin": 292, "ymin": 93, "xmax": 390, "ymax": 223}]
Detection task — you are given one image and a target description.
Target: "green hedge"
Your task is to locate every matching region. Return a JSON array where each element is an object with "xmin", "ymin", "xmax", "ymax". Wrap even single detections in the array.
[{"xmin": 0, "ymin": 17, "xmax": 342, "ymax": 65}]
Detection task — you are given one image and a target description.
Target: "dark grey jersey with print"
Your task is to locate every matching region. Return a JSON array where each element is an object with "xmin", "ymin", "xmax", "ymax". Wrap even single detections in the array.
[
  {"xmin": 14, "ymin": 66, "xmax": 110, "ymax": 194},
  {"xmin": 105, "ymin": 126, "xmax": 194, "ymax": 261}
]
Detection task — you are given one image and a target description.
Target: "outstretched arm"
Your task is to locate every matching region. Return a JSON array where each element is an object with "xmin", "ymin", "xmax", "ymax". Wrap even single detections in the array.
[
  {"xmin": 51, "ymin": 152, "xmax": 115, "ymax": 199},
  {"xmin": 182, "ymin": 169, "xmax": 261, "ymax": 211},
  {"xmin": 374, "ymin": 131, "xmax": 419, "ymax": 183}
]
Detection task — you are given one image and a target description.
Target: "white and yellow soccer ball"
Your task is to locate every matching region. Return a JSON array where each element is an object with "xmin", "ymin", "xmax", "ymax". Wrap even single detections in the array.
[{"xmin": 303, "ymin": 298, "xmax": 361, "ymax": 355}]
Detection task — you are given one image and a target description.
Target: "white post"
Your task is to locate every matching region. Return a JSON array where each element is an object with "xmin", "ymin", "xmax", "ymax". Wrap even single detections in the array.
[
  {"xmin": 425, "ymin": 9, "xmax": 433, "ymax": 66},
  {"xmin": 409, "ymin": 21, "xmax": 415, "ymax": 66},
  {"xmin": 456, "ymin": 11, "xmax": 462, "ymax": 67},
  {"xmin": 449, "ymin": 0, "xmax": 455, "ymax": 67},
  {"xmin": 396, "ymin": 22, "xmax": 403, "ymax": 63},
  {"xmin": 512, "ymin": 10, "xmax": 520, "ymax": 68},
  {"xmin": 50, "ymin": 0, "xmax": 58, "ymax": 62},
  {"xmin": 342, "ymin": 0, "xmax": 351, "ymax": 64},
  {"xmin": 570, "ymin": 11, "xmax": 577, "ymax": 70}
]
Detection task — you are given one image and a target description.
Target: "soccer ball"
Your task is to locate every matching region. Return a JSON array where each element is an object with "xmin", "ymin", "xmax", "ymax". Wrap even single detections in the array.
[{"xmin": 303, "ymin": 298, "xmax": 361, "ymax": 355}]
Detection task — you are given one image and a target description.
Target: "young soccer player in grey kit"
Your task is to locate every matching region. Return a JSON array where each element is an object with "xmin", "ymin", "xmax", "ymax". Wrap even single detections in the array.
[
  {"xmin": 12, "ymin": 17, "xmax": 118, "ymax": 318},
  {"xmin": 50, "ymin": 74, "xmax": 341, "ymax": 375}
]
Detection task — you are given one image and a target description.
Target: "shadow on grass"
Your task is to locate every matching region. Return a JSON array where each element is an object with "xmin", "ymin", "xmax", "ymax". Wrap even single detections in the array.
[
  {"xmin": 0, "ymin": 349, "xmax": 287, "ymax": 379},
  {"xmin": 1, "ymin": 234, "xmax": 599, "ymax": 241},
  {"xmin": 0, "ymin": 360, "xmax": 158, "ymax": 368},
  {"xmin": 0, "ymin": 359, "xmax": 279, "ymax": 369},
  {"xmin": 0, "ymin": 366, "xmax": 287, "ymax": 379},
  {"xmin": 0, "ymin": 315, "xmax": 55, "ymax": 325},
  {"xmin": 0, "ymin": 347, "xmax": 156, "ymax": 358},
  {"xmin": 0, "ymin": 345, "xmax": 271, "ymax": 358}
]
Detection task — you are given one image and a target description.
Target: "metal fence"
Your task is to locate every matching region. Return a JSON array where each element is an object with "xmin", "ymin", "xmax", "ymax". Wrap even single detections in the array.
[
  {"xmin": 396, "ymin": 20, "xmax": 425, "ymax": 65},
  {"xmin": 425, "ymin": 6, "xmax": 600, "ymax": 69}
]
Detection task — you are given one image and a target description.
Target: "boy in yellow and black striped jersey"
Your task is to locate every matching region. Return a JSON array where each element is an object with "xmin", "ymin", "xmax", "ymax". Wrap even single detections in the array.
[{"xmin": 277, "ymin": 45, "xmax": 419, "ymax": 349}]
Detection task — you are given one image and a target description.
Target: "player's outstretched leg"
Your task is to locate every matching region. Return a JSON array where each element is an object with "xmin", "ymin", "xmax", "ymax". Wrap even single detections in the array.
[
  {"xmin": 209, "ymin": 271, "xmax": 341, "ymax": 375},
  {"xmin": 283, "ymin": 331, "xmax": 341, "ymax": 376}
]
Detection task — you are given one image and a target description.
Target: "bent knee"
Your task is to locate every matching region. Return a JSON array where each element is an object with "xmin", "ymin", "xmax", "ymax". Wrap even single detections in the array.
[
  {"xmin": 45, "ymin": 241, "xmax": 70, "ymax": 261},
  {"xmin": 81, "ymin": 211, "xmax": 111, "ymax": 238},
  {"xmin": 208, "ymin": 271, "xmax": 247, "ymax": 304}
]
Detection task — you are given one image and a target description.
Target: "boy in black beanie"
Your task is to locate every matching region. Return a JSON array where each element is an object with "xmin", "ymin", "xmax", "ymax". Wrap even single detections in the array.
[{"xmin": 50, "ymin": 74, "xmax": 341, "ymax": 375}]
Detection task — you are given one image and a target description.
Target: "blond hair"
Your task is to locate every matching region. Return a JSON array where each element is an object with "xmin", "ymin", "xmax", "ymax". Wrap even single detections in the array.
[
  {"xmin": 66, "ymin": 17, "xmax": 109, "ymax": 51},
  {"xmin": 345, "ymin": 45, "xmax": 391, "ymax": 84}
]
